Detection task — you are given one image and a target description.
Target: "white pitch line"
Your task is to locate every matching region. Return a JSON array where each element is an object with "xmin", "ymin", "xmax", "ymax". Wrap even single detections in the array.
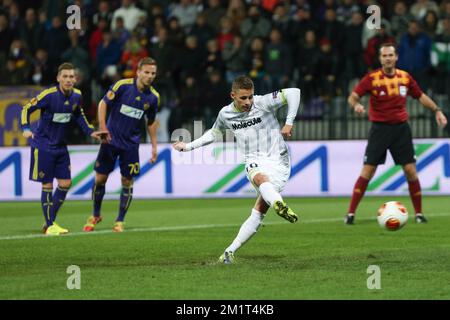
[{"xmin": 0, "ymin": 212, "xmax": 448, "ymax": 241}]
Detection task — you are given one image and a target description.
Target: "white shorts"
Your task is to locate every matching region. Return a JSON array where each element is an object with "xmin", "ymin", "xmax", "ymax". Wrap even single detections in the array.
[{"xmin": 245, "ymin": 153, "xmax": 291, "ymax": 193}]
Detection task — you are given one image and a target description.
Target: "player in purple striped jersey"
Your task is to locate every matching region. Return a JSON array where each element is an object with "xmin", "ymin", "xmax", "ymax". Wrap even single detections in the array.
[
  {"xmin": 83, "ymin": 57, "xmax": 160, "ymax": 233},
  {"xmin": 21, "ymin": 63, "xmax": 105, "ymax": 235}
]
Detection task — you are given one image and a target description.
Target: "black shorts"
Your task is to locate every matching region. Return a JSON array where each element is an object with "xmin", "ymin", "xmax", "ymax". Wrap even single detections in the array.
[{"xmin": 364, "ymin": 122, "xmax": 416, "ymax": 166}]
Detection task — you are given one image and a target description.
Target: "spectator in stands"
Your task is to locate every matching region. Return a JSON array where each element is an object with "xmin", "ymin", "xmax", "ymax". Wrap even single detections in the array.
[
  {"xmin": 391, "ymin": 0, "xmax": 414, "ymax": 43},
  {"xmin": 62, "ymin": 30, "xmax": 90, "ymax": 80},
  {"xmin": 240, "ymin": 5, "xmax": 271, "ymax": 49},
  {"xmin": 216, "ymin": 16, "xmax": 234, "ymax": 52},
  {"xmin": 226, "ymin": 0, "xmax": 247, "ymax": 32},
  {"xmin": 95, "ymin": 28, "xmax": 121, "ymax": 89},
  {"xmin": 336, "ymin": 0, "xmax": 360, "ymax": 25},
  {"xmin": 289, "ymin": 5, "xmax": 317, "ymax": 46},
  {"xmin": 88, "ymin": 17, "xmax": 108, "ymax": 60},
  {"xmin": 398, "ymin": 20, "xmax": 432, "ymax": 90},
  {"xmin": 222, "ymin": 33, "xmax": 247, "ymax": 85},
  {"xmin": 422, "ymin": 10, "xmax": 440, "ymax": 39},
  {"xmin": 42, "ymin": 16, "xmax": 70, "ymax": 75},
  {"xmin": 317, "ymin": 8, "xmax": 344, "ymax": 59},
  {"xmin": 201, "ymin": 69, "xmax": 230, "ymax": 127},
  {"xmin": 30, "ymin": 48, "xmax": 52, "ymax": 86},
  {"xmin": 296, "ymin": 30, "xmax": 319, "ymax": 102},
  {"xmin": 271, "ymin": 3, "xmax": 291, "ymax": 41},
  {"xmin": 112, "ymin": 16, "xmax": 131, "ymax": 51},
  {"xmin": 315, "ymin": 38, "xmax": 340, "ymax": 99},
  {"xmin": 203, "ymin": 38, "xmax": 224, "ymax": 75},
  {"xmin": 169, "ymin": 0, "xmax": 198, "ymax": 33},
  {"xmin": 431, "ymin": 16, "xmax": 450, "ymax": 95},
  {"xmin": 120, "ymin": 34, "xmax": 149, "ymax": 78},
  {"xmin": 167, "ymin": 16, "xmax": 186, "ymax": 50},
  {"xmin": 410, "ymin": 0, "xmax": 440, "ymax": 20},
  {"xmin": 247, "ymin": 36, "xmax": 270, "ymax": 93},
  {"xmin": 169, "ymin": 74, "xmax": 201, "ymax": 134},
  {"xmin": 92, "ymin": 0, "xmax": 113, "ymax": 26},
  {"xmin": 189, "ymin": 12, "xmax": 215, "ymax": 51},
  {"xmin": 203, "ymin": 0, "xmax": 226, "ymax": 34},
  {"xmin": 18, "ymin": 8, "xmax": 44, "ymax": 56},
  {"xmin": 0, "ymin": 13, "xmax": 15, "ymax": 60},
  {"xmin": 111, "ymin": 0, "xmax": 146, "ymax": 32},
  {"xmin": 265, "ymin": 28, "xmax": 293, "ymax": 92},
  {"xmin": 176, "ymin": 35, "xmax": 205, "ymax": 84},
  {"xmin": 342, "ymin": 10, "xmax": 366, "ymax": 94}
]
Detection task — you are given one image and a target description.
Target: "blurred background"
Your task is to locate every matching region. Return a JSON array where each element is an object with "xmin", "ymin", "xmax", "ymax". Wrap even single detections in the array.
[{"xmin": 0, "ymin": 0, "xmax": 449, "ymax": 147}]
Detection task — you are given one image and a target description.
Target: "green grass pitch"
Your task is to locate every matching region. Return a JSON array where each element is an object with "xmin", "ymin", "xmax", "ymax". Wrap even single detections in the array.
[{"xmin": 0, "ymin": 196, "xmax": 449, "ymax": 299}]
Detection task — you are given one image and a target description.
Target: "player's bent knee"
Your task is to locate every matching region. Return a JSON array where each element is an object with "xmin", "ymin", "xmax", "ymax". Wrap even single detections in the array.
[
  {"xmin": 58, "ymin": 181, "xmax": 72, "ymax": 189},
  {"xmin": 95, "ymin": 174, "xmax": 108, "ymax": 185},
  {"xmin": 252, "ymin": 173, "xmax": 269, "ymax": 187},
  {"xmin": 121, "ymin": 176, "xmax": 133, "ymax": 187}
]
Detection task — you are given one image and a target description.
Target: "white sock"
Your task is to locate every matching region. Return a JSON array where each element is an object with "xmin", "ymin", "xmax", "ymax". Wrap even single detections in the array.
[
  {"xmin": 258, "ymin": 182, "xmax": 283, "ymax": 207},
  {"xmin": 225, "ymin": 209, "xmax": 265, "ymax": 253}
]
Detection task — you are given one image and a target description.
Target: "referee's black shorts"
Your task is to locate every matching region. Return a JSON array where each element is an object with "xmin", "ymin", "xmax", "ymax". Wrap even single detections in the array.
[{"xmin": 364, "ymin": 122, "xmax": 416, "ymax": 166}]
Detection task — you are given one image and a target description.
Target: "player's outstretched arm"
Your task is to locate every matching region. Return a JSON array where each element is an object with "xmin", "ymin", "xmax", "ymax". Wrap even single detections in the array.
[{"xmin": 172, "ymin": 129, "xmax": 219, "ymax": 152}]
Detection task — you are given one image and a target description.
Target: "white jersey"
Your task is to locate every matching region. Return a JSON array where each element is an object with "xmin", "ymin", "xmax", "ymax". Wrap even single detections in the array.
[{"xmin": 212, "ymin": 90, "xmax": 289, "ymax": 163}]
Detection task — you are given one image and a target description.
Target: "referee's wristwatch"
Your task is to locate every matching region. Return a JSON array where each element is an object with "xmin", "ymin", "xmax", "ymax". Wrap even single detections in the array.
[{"xmin": 434, "ymin": 107, "xmax": 442, "ymax": 113}]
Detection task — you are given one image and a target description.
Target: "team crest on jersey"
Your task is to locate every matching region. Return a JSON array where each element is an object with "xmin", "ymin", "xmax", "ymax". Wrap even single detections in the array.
[
  {"xmin": 143, "ymin": 103, "xmax": 150, "ymax": 110},
  {"xmin": 107, "ymin": 90, "xmax": 115, "ymax": 100},
  {"xmin": 64, "ymin": 100, "xmax": 70, "ymax": 105},
  {"xmin": 39, "ymin": 171, "xmax": 45, "ymax": 178}
]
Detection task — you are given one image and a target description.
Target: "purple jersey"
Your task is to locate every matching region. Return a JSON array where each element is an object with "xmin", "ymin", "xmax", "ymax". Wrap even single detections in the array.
[
  {"xmin": 102, "ymin": 78, "xmax": 160, "ymax": 150},
  {"xmin": 21, "ymin": 86, "xmax": 94, "ymax": 150}
]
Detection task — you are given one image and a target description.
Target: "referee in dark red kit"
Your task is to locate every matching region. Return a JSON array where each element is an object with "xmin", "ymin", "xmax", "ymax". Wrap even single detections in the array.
[{"xmin": 344, "ymin": 43, "xmax": 447, "ymax": 225}]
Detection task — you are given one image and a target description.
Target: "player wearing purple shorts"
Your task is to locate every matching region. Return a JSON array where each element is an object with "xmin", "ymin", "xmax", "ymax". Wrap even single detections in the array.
[
  {"xmin": 21, "ymin": 63, "xmax": 104, "ymax": 235},
  {"xmin": 83, "ymin": 57, "xmax": 160, "ymax": 233}
]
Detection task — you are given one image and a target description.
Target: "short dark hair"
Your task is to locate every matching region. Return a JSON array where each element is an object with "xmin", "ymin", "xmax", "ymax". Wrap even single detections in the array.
[
  {"xmin": 137, "ymin": 57, "xmax": 157, "ymax": 69},
  {"xmin": 232, "ymin": 75, "xmax": 254, "ymax": 92},
  {"xmin": 58, "ymin": 62, "xmax": 75, "ymax": 74},
  {"xmin": 379, "ymin": 43, "xmax": 397, "ymax": 55}
]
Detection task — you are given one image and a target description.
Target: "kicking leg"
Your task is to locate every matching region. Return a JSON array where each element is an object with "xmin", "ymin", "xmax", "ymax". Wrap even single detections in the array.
[{"xmin": 253, "ymin": 173, "xmax": 298, "ymax": 223}]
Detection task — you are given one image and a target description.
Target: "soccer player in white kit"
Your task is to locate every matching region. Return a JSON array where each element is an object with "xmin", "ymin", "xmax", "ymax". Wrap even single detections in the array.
[{"xmin": 173, "ymin": 76, "xmax": 301, "ymax": 264}]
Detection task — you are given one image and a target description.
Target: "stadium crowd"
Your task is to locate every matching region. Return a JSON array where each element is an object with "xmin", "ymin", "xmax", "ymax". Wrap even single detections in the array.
[{"xmin": 1, "ymin": 0, "xmax": 449, "ymax": 140}]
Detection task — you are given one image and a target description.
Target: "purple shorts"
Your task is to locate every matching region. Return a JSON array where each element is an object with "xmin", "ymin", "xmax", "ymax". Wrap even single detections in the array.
[
  {"xmin": 94, "ymin": 143, "xmax": 140, "ymax": 178},
  {"xmin": 29, "ymin": 147, "xmax": 71, "ymax": 183}
]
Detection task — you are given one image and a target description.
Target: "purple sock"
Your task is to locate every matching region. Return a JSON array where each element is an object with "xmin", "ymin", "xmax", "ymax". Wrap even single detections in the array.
[
  {"xmin": 41, "ymin": 188, "xmax": 53, "ymax": 227},
  {"xmin": 116, "ymin": 186, "xmax": 133, "ymax": 222},
  {"xmin": 92, "ymin": 184, "xmax": 105, "ymax": 217},
  {"xmin": 51, "ymin": 186, "xmax": 69, "ymax": 222}
]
